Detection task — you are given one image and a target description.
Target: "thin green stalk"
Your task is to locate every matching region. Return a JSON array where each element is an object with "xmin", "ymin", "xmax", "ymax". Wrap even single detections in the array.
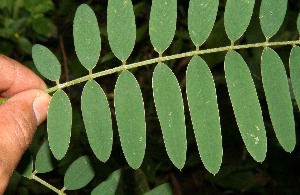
[
  {"xmin": 1, "ymin": 40, "xmax": 299, "ymax": 98},
  {"xmin": 0, "ymin": 97, "xmax": 8, "ymax": 104},
  {"xmin": 31, "ymin": 172, "xmax": 66, "ymax": 195},
  {"xmin": 46, "ymin": 40, "xmax": 300, "ymax": 93}
]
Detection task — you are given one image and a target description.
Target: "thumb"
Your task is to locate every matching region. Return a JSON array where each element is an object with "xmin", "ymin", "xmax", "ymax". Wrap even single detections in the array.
[{"xmin": 0, "ymin": 89, "xmax": 50, "ymax": 193}]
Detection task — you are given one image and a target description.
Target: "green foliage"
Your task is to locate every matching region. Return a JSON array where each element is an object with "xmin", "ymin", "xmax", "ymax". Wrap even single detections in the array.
[
  {"xmin": 48, "ymin": 90, "xmax": 72, "ymax": 160},
  {"xmin": 149, "ymin": 0, "xmax": 177, "ymax": 53},
  {"xmin": 225, "ymin": 51, "xmax": 266, "ymax": 162},
  {"xmin": 107, "ymin": 0, "xmax": 136, "ymax": 61},
  {"xmin": 114, "ymin": 70, "xmax": 146, "ymax": 169},
  {"xmin": 0, "ymin": 0, "xmax": 56, "ymax": 56},
  {"xmin": 32, "ymin": 44, "xmax": 61, "ymax": 81},
  {"xmin": 259, "ymin": 0, "xmax": 287, "ymax": 39},
  {"xmin": 3, "ymin": 0, "xmax": 300, "ymax": 194},
  {"xmin": 224, "ymin": 0, "xmax": 255, "ymax": 42},
  {"xmin": 74, "ymin": 4, "xmax": 101, "ymax": 70},
  {"xmin": 261, "ymin": 47, "xmax": 295, "ymax": 152},
  {"xmin": 188, "ymin": 0, "xmax": 218, "ymax": 47},
  {"xmin": 35, "ymin": 140, "xmax": 55, "ymax": 173},
  {"xmin": 91, "ymin": 169, "xmax": 121, "ymax": 195},
  {"xmin": 64, "ymin": 155, "xmax": 95, "ymax": 190},
  {"xmin": 186, "ymin": 56, "xmax": 222, "ymax": 174},
  {"xmin": 290, "ymin": 46, "xmax": 300, "ymax": 110},
  {"xmin": 143, "ymin": 183, "xmax": 172, "ymax": 195},
  {"xmin": 152, "ymin": 63, "xmax": 186, "ymax": 169},
  {"xmin": 81, "ymin": 80, "xmax": 113, "ymax": 162},
  {"xmin": 24, "ymin": 0, "xmax": 54, "ymax": 15}
]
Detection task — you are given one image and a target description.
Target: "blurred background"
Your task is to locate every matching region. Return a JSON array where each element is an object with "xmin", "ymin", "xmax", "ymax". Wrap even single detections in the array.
[{"xmin": 1, "ymin": 0, "xmax": 300, "ymax": 194}]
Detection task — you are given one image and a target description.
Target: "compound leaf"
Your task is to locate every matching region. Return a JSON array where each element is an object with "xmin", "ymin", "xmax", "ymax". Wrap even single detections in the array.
[
  {"xmin": 32, "ymin": 44, "xmax": 61, "ymax": 81},
  {"xmin": 144, "ymin": 183, "xmax": 173, "ymax": 195},
  {"xmin": 186, "ymin": 56, "xmax": 222, "ymax": 174},
  {"xmin": 81, "ymin": 80, "xmax": 113, "ymax": 162},
  {"xmin": 259, "ymin": 0, "xmax": 287, "ymax": 39},
  {"xmin": 261, "ymin": 48, "xmax": 295, "ymax": 152},
  {"xmin": 48, "ymin": 90, "xmax": 72, "ymax": 160},
  {"xmin": 152, "ymin": 63, "xmax": 186, "ymax": 169},
  {"xmin": 290, "ymin": 46, "xmax": 300, "ymax": 110},
  {"xmin": 224, "ymin": 0, "xmax": 255, "ymax": 42},
  {"xmin": 64, "ymin": 155, "xmax": 95, "ymax": 190},
  {"xmin": 35, "ymin": 140, "xmax": 55, "ymax": 173},
  {"xmin": 149, "ymin": 0, "xmax": 177, "ymax": 54},
  {"xmin": 188, "ymin": 0, "xmax": 218, "ymax": 47},
  {"xmin": 107, "ymin": 0, "xmax": 136, "ymax": 61},
  {"xmin": 114, "ymin": 70, "xmax": 146, "ymax": 169},
  {"xmin": 225, "ymin": 51, "xmax": 267, "ymax": 162},
  {"xmin": 91, "ymin": 169, "xmax": 121, "ymax": 195},
  {"xmin": 74, "ymin": 4, "xmax": 101, "ymax": 70}
]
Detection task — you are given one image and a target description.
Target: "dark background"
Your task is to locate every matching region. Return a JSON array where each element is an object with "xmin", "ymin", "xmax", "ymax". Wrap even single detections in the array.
[{"xmin": 1, "ymin": 0, "xmax": 300, "ymax": 194}]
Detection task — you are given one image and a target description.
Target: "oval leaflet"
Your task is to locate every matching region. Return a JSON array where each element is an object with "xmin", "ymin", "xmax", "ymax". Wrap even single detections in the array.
[
  {"xmin": 114, "ymin": 70, "xmax": 146, "ymax": 169},
  {"xmin": 107, "ymin": 0, "xmax": 136, "ymax": 61},
  {"xmin": 47, "ymin": 90, "xmax": 72, "ymax": 160},
  {"xmin": 152, "ymin": 63, "xmax": 186, "ymax": 169},
  {"xmin": 74, "ymin": 4, "xmax": 101, "ymax": 70},
  {"xmin": 81, "ymin": 80, "xmax": 113, "ymax": 162},
  {"xmin": 225, "ymin": 51, "xmax": 267, "ymax": 162},
  {"xmin": 32, "ymin": 44, "xmax": 61, "ymax": 81},
  {"xmin": 186, "ymin": 56, "xmax": 222, "ymax": 174},
  {"xmin": 261, "ymin": 48, "xmax": 295, "ymax": 152}
]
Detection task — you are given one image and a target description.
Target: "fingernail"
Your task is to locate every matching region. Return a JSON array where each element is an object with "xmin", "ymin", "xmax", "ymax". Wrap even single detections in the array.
[{"xmin": 33, "ymin": 92, "xmax": 51, "ymax": 125}]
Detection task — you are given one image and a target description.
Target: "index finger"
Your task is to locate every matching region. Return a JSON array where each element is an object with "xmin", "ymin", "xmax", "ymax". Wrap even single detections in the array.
[{"xmin": 0, "ymin": 55, "xmax": 47, "ymax": 97}]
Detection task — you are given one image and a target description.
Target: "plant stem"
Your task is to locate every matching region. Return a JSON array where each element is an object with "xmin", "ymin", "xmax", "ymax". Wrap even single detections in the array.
[
  {"xmin": 0, "ymin": 97, "xmax": 8, "ymax": 104},
  {"xmin": 45, "ymin": 40, "xmax": 300, "ymax": 94},
  {"xmin": 31, "ymin": 172, "xmax": 66, "ymax": 195}
]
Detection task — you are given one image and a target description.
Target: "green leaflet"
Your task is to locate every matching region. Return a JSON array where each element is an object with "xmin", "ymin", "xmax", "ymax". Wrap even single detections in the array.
[
  {"xmin": 35, "ymin": 140, "xmax": 55, "ymax": 173},
  {"xmin": 20, "ymin": 151, "xmax": 33, "ymax": 179},
  {"xmin": 188, "ymin": 0, "xmax": 218, "ymax": 47},
  {"xmin": 186, "ymin": 56, "xmax": 222, "ymax": 174},
  {"xmin": 225, "ymin": 51, "xmax": 266, "ymax": 162},
  {"xmin": 48, "ymin": 90, "xmax": 72, "ymax": 160},
  {"xmin": 152, "ymin": 63, "xmax": 186, "ymax": 169},
  {"xmin": 107, "ymin": 0, "xmax": 136, "ymax": 61},
  {"xmin": 64, "ymin": 155, "xmax": 95, "ymax": 190},
  {"xmin": 91, "ymin": 169, "xmax": 121, "ymax": 195},
  {"xmin": 32, "ymin": 44, "xmax": 61, "ymax": 81},
  {"xmin": 290, "ymin": 46, "xmax": 300, "ymax": 110},
  {"xmin": 114, "ymin": 70, "xmax": 146, "ymax": 169},
  {"xmin": 81, "ymin": 80, "xmax": 113, "ymax": 162},
  {"xmin": 74, "ymin": 4, "xmax": 101, "ymax": 70},
  {"xmin": 149, "ymin": 0, "xmax": 177, "ymax": 54},
  {"xmin": 261, "ymin": 48, "xmax": 295, "ymax": 152},
  {"xmin": 144, "ymin": 183, "xmax": 173, "ymax": 195},
  {"xmin": 259, "ymin": 0, "xmax": 287, "ymax": 39},
  {"xmin": 224, "ymin": 0, "xmax": 255, "ymax": 42},
  {"xmin": 21, "ymin": 160, "xmax": 33, "ymax": 179}
]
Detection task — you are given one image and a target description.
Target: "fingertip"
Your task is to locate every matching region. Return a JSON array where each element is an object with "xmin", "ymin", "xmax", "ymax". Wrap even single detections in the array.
[{"xmin": 33, "ymin": 92, "xmax": 51, "ymax": 126}]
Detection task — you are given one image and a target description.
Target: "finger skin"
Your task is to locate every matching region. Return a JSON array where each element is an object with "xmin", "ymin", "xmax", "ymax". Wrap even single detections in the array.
[
  {"xmin": 0, "ymin": 54, "xmax": 47, "ymax": 97},
  {"xmin": 0, "ymin": 55, "xmax": 51, "ymax": 193},
  {"xmin": 0, "ymin": 89, "xmax": 50, "ymax": 193}
]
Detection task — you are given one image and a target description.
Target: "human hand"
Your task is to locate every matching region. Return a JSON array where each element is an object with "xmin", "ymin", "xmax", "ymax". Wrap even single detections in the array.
[{"xmin": 0, "ymin": 55, "xmax": 51, "ymax": 193}]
